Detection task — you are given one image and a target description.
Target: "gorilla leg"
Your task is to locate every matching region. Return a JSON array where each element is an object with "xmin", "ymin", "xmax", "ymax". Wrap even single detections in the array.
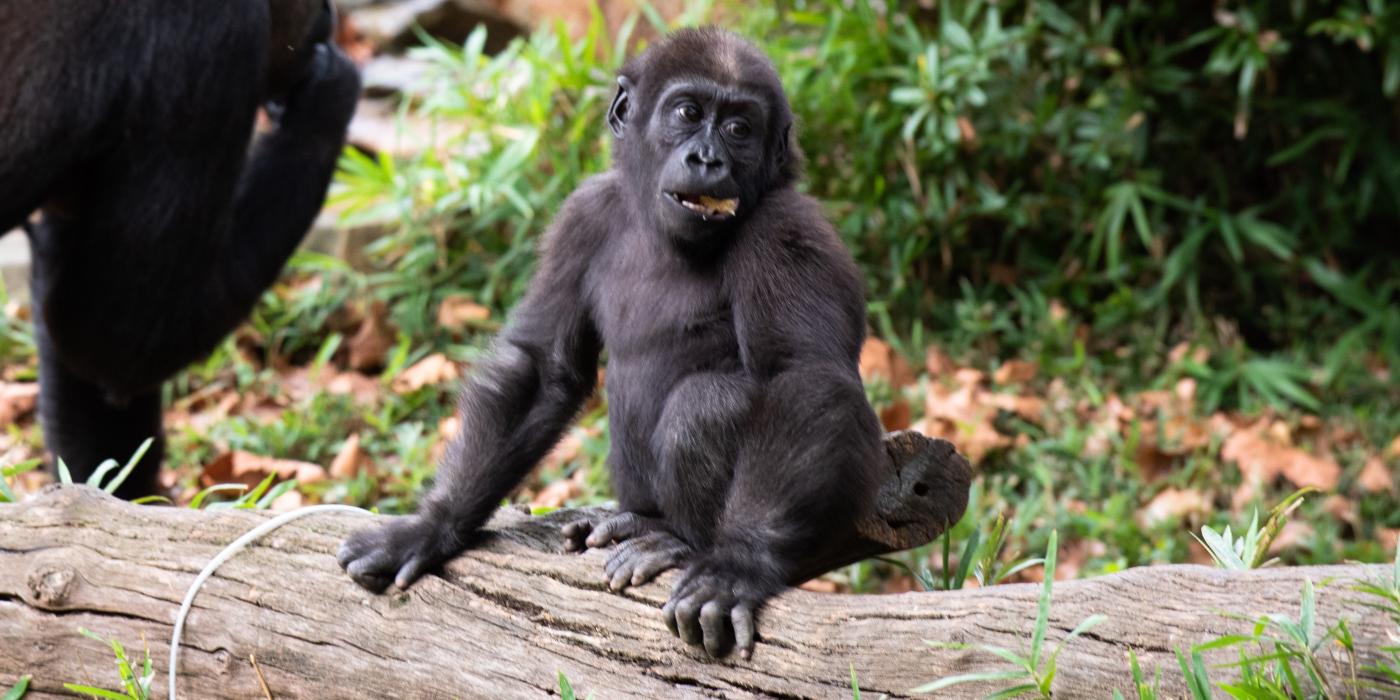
[
  {"xmin": 562, "ymin": 372, "xmax": 753, "ymax": 589},
  {"xmin": 664, "ymin": 364, "xmax": 882, "ymax": 657},
  {"xmin": 29, "ymin": 225, "xmax": 162, "ymax": 498},
  {"xmin": 651, "ymin": 372, "xmax": 753, "ymax": 546}
]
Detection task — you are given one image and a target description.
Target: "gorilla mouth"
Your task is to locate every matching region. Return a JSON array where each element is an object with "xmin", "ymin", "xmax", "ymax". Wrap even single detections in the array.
[{"xmin": 669, "ymin": 192, "xmax": 739, "ymax": 220}]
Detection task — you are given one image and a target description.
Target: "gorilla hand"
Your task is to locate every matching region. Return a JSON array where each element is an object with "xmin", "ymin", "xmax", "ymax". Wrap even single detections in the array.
[
  {"xmin": 337, "ymin": 515, "xmax": 468, "ymax": 593},
  {"xmin": 563, "ymin": 512, "xmax": 692, "ymax": 590},
  {"xmin": 663, "ymin": 549, "xmax": 783, "ymax": 659}
]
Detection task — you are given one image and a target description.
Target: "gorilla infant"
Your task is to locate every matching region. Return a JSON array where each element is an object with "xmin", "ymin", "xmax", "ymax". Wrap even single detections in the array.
[{"xmin": 339, "ymin": 28, "xmax": 883, "ymax": 659}]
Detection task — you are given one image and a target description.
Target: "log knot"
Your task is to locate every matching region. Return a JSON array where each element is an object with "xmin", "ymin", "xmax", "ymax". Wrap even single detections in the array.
[{"xmin": 26, "ymin": 564, "xmax": 77, "ymax": 607}]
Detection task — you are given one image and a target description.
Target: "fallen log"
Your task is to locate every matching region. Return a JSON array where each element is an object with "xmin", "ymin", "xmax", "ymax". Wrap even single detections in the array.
[{"xmin": 2, "ymin": 483, "xmax": 1396, "ymax": 697}]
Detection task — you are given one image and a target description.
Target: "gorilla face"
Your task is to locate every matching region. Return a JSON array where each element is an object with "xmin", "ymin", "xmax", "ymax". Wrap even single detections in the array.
[
  {"xmin": 647, "ymin": 78, "xmax": 769, "ymax": 237},
  {"xmin": 607, "ymin": 37, "xmax": 797, "ymax": 248}
]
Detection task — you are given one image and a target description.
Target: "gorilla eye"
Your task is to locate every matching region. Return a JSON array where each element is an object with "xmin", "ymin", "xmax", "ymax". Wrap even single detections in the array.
[
  {"xmin": 723, "ymin": 121, "xmax": 751, "ymax": 139},
  {"xmin": 677, "ymin": 103, "xmax": 702, "ymax": 122}
]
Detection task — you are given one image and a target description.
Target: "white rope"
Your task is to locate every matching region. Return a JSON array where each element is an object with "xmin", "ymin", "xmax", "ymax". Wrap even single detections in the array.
[{"xmin": 168, "ymin": 504, "xmax": 372, "ymax": 700}]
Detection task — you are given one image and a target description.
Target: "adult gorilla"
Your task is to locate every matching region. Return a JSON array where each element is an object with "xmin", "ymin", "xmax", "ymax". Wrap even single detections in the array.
[
  {"xmin": 0, "ymin": 0, "xmax": 360, "ymax": 497},
  {"xmin": 339, "ymin": 28, "xmax": 884, "ymax": 659}
]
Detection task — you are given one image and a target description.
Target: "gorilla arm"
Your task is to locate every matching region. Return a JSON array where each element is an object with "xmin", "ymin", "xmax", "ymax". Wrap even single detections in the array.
[
  {"xmin": 34, "ymin": 23, "xmax": 359, "ymax": 400},
  {"xmin": 338, "ymin": 190, "xmax": 604, "ymax": 593},
  {"xmin": 662, "ymin": 196, "xmax": 884, "ymax": 658}
]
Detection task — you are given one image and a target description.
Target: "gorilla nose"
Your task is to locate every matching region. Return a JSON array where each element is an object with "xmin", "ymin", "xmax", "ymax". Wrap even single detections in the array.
[{"xmin": 685, "ymin": 147, "xmax": 726, "ymax": 171}]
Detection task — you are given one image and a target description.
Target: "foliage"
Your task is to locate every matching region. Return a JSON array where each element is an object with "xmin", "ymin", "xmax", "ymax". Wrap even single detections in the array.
[
  {"xmin": 1, "ymin": 676, "xmax": 29, "ymax": 700},
  {"xmin": 332, "ymin": 0, "xmax": 1400, "ymax": 414},
  {"xmin": 1353, "ymin": 549, "xmax": 1400, "ymax": 692},
  {"xmin": 1195, "ymin": 487, "xmax": 1312, "ymax": 570},
  {"xmin": 915, "ymin": 530, "xmax": 1107, "ymax": 697},
  {"xmin": 62, "ymin": 628, "xmax": 154, "ymax": 700}
]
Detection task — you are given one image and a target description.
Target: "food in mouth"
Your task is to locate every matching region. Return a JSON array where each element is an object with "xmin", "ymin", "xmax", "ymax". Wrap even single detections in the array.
[{"xmin": 670, "ymin": 192, "xmax": 740, "ymax": 218}]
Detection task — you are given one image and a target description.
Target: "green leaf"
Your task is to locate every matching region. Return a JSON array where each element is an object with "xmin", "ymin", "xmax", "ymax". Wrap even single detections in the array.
[
  {"xmin": 558, "ymin": 671, "xmax": 576, "ymax": 700},
  {"xmin": 60, "ymin": 685, "xmax": 130, "ymax": 700},
  {"xmin": 2, "ymin": 675, "xmax": 31, "ymax": 700},
  {"xmin": 1031, "ymin": 530, "xmax": 1058, "ymax": 667},
  {"xmin": 102, "ymin": 438, "xmax": 156, "ymax": 496},
  {"xmin": 910, "ymin": 669, "xmax": 1029, "ymax": 694}
]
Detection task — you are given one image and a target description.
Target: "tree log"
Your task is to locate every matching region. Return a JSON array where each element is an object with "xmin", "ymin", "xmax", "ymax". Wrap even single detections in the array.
[{"xmin": 3, "ymin": 484, "xmax": 1396, "ymax": 698}]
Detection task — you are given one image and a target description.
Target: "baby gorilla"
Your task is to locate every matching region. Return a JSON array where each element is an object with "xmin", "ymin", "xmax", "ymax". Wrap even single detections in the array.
[{"xmin": 338, "ymin": 28, "xmax": 883, "ymax": 659}]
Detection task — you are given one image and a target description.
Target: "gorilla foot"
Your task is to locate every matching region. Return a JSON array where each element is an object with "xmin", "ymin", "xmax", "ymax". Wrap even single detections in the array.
[{"xmin": 603, "ymin": 531, "xmax": 692, "ymax": 591}]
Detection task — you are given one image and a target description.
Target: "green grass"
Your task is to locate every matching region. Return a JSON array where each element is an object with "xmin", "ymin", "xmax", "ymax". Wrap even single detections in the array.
[{"xmin": 62, "ymin": 629, "xmax": 154, "ymax": 700}]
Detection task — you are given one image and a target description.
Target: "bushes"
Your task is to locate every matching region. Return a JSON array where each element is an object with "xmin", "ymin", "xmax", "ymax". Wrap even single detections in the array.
[{"xmin": 333, "ymin": 0, "xmax": 1400, "ymax": 407}]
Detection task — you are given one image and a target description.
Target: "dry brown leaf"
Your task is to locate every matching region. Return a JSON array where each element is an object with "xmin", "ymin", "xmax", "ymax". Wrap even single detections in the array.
[
  {"xmin": 956, "ymin": 115, "xmax": 977, "ymax": 145},
  {"xmin": 879, "ymin": 399, "xmax": 913, "ymax": 431},
  {"xmin": 270, "ymin": 490, "xmax": 305, "ymax": 513},
  {"xmin": 530, "ymin": 477, "xmax": 581, "ymax": 509},
  {"xmin": 1321, "ymin": 495, "xmax": 1357, "ymax": 525},
  {"xmin": 541, "ymin": 430, "xmax": 585, "ymax": 471},
  {"xmin": 0, "ymin": 382, "xmax": 39, "ymax": 425},
  {"xmin": 324, "ymin": 371, "xmax": 383, "ymax": 405},
  {"xmin": 925, "ymin": 346, "xmax": 955, "ymax": 377},
  {"xmin": 858, "ymin": 337, "xmax": 915, "ymax": 388},
  {"xmin": 1139, "ymin": 487, "xmax": 1211, "ymax": 527},
  {"xmin": 346, "ymin": 302, "xmax": 396, "ymax": 371},
  {"xmin": 1358, "ymin": 456, "xmax": 1393, "ymax": 494},
  {"xmin": 392, "ymin": 353, "xmax": 460, "ymax": 394},
  {"xmin": 201, "ymin": 451, "xmax": 326, "ymax": 488},
  {"xmin": 1221, "ymin": 422, "xmax": 1341, "ymax": 491},
  {"xmin": 919, "ymin": 383, "xmax": 1009, "ymax": 465},
  {"xmin": 437, "ymin": 295, "xmax": 491, "ymax": 332},
  {"xmin": 439, "ymin": 415, "xmax": 462, "ymax": 441},
  {"xmin": 986, "ymin": 393, "xmax": 1045, "ymax": 423},
  {"xmin": 953, "ymin": 368, "xmax": 985, "ymax": 387},
  {"xmin": 1267, "ymin": 521, "xmax": 1314, "ymax": 555},
  {"xmin": 798, "ymin": 579, "xmax": 840, "ymax": 593},
  {"xmin": 993, "ymin": 360, "xmax": 1038, "ymax": 386},
  {"xmin": 329, "ymin": 434, "xmax": 371, "ymax": 480},
  {"xmin": 1379, "ymin": 527, "xmax": 1400, "ymax": 552},
  {"xmin": 1388, "ymin": 435, "xmax": 1400, "ymax": 460},
  {"xmin": 1134, "ymin": 438, "xmax": 1176, "ymax": 483}
]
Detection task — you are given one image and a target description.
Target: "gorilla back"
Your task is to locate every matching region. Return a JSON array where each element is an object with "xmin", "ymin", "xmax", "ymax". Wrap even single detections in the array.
[
  {"xmin": 339, "ymin": 28, "xmax": 884, "ymax": 660},
  {"xmin": 0, "ymin": 0, "xmax": 360, "ymax": 497}
]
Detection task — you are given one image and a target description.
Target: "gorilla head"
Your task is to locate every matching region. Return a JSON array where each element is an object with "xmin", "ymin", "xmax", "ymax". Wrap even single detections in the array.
[{"xmin": 607, "ymin": 28, "xmax": 802, "ymax": 245}]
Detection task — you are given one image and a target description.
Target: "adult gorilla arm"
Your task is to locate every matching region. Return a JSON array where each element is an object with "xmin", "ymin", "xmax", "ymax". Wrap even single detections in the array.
[
  {"xmin": 1, "ymin": 0, "xmax": 359, "ymax": 495},
  {"xmin": 31, "ymin": 7, "xmax": 359, "ymax": 398},
  {"xmin": 662, "ymin": 192, "xmax": 885, "ymax": 658},
  {"xmin": 337, "ymin": 183, "xmax": 607, "ymax": 592}
]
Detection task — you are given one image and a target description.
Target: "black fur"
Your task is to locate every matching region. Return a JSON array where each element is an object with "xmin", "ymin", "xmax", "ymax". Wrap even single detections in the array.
[
  {"xmin": 0, "ymin": 0, "xmax": 360, "ymax": 498},
  {"xmin": 337, "ymin": 28, "xmax": 882, "ymax": 659}
]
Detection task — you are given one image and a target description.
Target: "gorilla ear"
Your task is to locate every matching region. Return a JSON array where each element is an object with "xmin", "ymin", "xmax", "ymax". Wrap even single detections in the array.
[
  {"xmin": 608, "ymin": 76, "xmax": 634, "ymax": 137},
  {"xmin": 775, "ymin": 123, "xmax": 791, "ymax": 165}
]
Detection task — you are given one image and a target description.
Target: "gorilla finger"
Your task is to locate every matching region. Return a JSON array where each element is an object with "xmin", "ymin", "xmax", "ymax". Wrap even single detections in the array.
[
  {"xmin": 732, "ymin": 604, "xmax": 755, "ymax": 659},
  {"xmin": 672, "ymin": 576, "xmax": 703, "ymax": 602},
  {"xmin": 346, "ymin": 559, "xmax": 393, "ymax": 593},
  {"xmin": 561, "ymin": 522, "xmax": 591, "ymax": 551},
  {"xmin": 675, "ymin": 598, "xmax": 703, "ymax": 645},
  {"xmin": 632, "ymin": 553, "xmax": 678, "ymax": 586},
  {"xmin": 335, "ymin": 539, "xmax": 365, "ymax": 569},
  {"xmin": 609, "ymin": 562, "xmax": 634, "ymax": 591},
  {"xmin": 394, "ymin": 554, "xmax": 433, "ymax": 590},
  {"xmin": 605, "ymin": 542, "xmax": 636, "ymax": 578},
  {"xmin": 586, "ymin": 513, "xmax": 638, "ymax": 548},
  {"xmin": 700, "ymin": 601, "xmax": 732, "ymax": 658},
  {"xmin": 662, "ymin": 598, "xmax": 680, "ymax": 636}
]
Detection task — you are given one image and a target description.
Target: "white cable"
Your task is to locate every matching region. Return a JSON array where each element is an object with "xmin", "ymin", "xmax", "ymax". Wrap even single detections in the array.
[{"xmin": 169, "ymin": 504, "xmax": 372, "ymax": 700}]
